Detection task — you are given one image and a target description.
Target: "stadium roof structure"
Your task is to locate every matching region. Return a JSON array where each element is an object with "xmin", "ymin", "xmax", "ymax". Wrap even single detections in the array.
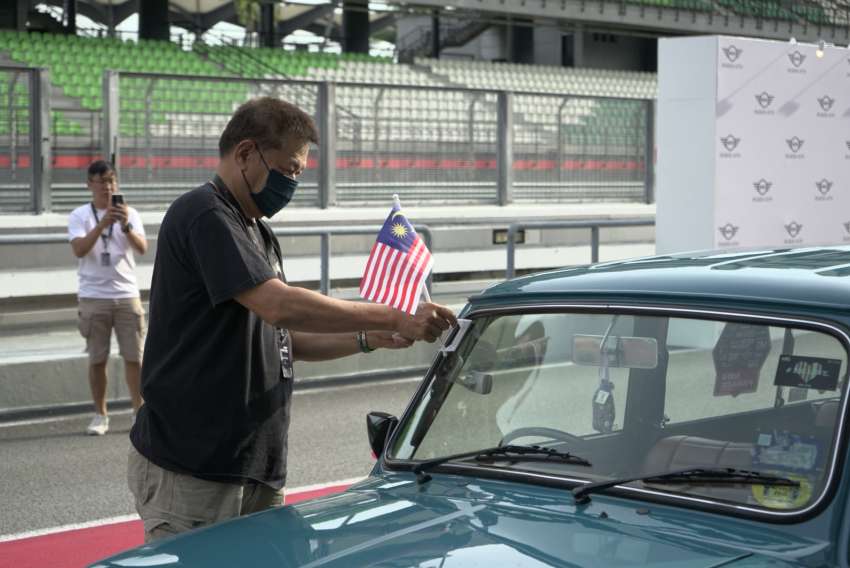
[
  {"xmin": 30, "ymin": 0, "xmax": 850, "ymax": 46},
  {"xmin": 34, "ymin": 0, "xmax": 396, "ymax": 41},
  {"xmin": 392, "ymin": 0, "xmax": 849, "ymax": 44}
]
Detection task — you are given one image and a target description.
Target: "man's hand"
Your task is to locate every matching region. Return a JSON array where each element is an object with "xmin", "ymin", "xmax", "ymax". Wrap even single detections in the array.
[
  {"xmin": 109, "ymin": 203, "xmax": 129, "ymax": 227},
  {"xmin": 96, "ymin": 208, "xmax": 117, "ymax": 229},
  {"xmin": 366, "ymin": 331, "xmax": 414, "ymax": 350},
  {"xmin": 397, "ymin": 302, "xmax": 457, "ymax": 343}
]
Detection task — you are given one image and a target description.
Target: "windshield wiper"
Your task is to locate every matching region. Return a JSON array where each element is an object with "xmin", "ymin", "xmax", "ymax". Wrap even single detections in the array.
[
  {"xmin": 572, "ymin": 467, "xmax": 800, "ymax": 505},
  {"xmin": 412, "ymin": 444, "xmax": 592, "ymax": 485}
]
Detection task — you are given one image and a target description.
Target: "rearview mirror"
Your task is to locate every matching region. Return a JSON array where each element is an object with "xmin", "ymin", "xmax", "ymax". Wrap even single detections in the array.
[
  {"xmin": 457, "ymin": 371, "xmax": 493, "ymax": 395},
  {"xmin": 367, "ymin": 411, "xmax": 398, "ymax": 458},
  {"xmin": 572, "ymin": 335, "xmax": 658, "ymax": 369}
]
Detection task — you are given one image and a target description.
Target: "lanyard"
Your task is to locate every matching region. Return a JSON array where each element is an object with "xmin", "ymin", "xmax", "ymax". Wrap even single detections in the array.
[{"xmin": 90, "ymin": 203, "xmax": 114, "ymax": 252}]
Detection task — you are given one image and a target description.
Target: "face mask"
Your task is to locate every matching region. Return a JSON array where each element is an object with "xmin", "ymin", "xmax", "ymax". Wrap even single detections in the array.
[{"xmin": 244, "ymin": 147, "xmax": 298, "ymax": 218}]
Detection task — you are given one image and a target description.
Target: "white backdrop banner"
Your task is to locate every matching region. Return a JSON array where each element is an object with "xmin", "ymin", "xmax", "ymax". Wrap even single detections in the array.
[
  {"xmin": 715, "ymin": 37, "xmax": 850, "ymax": 250},
  {"xmin": 657, "ymin": 36, "xmax": 850, "ymax": 253}
]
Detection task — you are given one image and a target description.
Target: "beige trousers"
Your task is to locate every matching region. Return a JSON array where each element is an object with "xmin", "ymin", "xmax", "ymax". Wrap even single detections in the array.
[{"xmin": 127, "ymin": 445, "xmax": 284, "ymax": 542}]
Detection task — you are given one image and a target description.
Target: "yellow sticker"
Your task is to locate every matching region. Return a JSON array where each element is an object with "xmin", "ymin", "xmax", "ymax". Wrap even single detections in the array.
[{"xmin": 751, "ymin": 473, "xmax": 813, "ymax": 509}]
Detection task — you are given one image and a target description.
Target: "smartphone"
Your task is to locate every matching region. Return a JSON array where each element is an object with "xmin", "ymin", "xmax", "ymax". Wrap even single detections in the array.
[{"xmin": 111, "ymin": 194, "xmax": 125, "ymax": 207}]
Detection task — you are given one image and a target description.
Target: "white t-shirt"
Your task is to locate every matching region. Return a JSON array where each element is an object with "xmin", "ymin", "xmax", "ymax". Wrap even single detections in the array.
[{"xmin": 68, "ymin": 203, "xmax": 145, "ymax": 299}]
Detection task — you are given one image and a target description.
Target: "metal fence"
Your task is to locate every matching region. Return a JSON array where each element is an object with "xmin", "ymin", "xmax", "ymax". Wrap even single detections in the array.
[
  {"xmin": 111, "ymin": 74, "xmax": 322, "ymax": 208},
  {"xmin": 0, "ymin": 66, "xmax": 655, "ymax": 214},
  {"xmin": 505, "ymin": 218, "xmax": 656, "ymax": 278},
  {"xmin": 512, "ymin": 94, "xmax": 651, "ymax": 203},
  {"xmin": 0, "ymin": 67, "xmax": 37, "ymax": 212},
  {"xmin": 334, "ymin": 85, "xmax": 499, "ymax": 204}
]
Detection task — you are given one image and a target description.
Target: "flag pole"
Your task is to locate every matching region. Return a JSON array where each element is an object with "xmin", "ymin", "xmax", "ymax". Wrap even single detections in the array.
[
  {"xmin": 393, "ymin": 194, "xmax": 445, "ymax": 345},
  {"xmin": 395, "ymin": 193, "xmax": 432, "ymax": 304}
]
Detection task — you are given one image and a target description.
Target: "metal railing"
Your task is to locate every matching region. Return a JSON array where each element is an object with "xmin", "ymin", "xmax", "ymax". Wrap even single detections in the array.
[
  {"xmin": 271, "ymin": 225, "xmax": 433, "ymax": 295},
  {"xmin": 505, "ymin": 218, "xmax": 655, "ymax": 278},
  {"xmin": 0, "ymin": 224, "xmax": 433, "ymax": 297}
]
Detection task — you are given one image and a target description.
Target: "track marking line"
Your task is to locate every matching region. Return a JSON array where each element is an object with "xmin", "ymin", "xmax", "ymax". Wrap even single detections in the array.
[{"xmin": 0, "ymin": 477, "xmax": 364, "ymax": 543}]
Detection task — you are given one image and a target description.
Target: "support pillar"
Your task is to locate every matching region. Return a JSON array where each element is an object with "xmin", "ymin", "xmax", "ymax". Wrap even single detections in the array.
[
  {"xmin": 342, "ymin": 0, "xmax": 369, "ymax": 54},
  {"xmin": 140, "ymin": 0, "xmax": 169, "ymax": 41}
]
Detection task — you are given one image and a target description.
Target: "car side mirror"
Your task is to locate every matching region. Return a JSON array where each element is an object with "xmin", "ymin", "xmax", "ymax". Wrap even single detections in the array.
[{"xmin": 367, "ymin": 411, "xmax": 398, "ymax": 458}]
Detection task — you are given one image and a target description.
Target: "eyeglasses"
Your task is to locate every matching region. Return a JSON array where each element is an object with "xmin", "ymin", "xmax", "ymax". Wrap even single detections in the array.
[{"xmin": 89, "ymin": 177, "xmax": 117, "ymax": 186}]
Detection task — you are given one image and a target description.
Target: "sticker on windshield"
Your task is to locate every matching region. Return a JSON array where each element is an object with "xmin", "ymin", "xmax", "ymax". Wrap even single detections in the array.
[
  {"xmin": 712, "ymin": 323, "xmax": 772, "ymax": 397},
  {"xmin": 751, "ymin": 472, "xmax": 813, "ymax": 510},
  {"xmin": 774, "ymin": 355, "xmax": 841, "ymax": 391},
  {"xmin": 752, "ymin": 431, "xmax": 819, "ymax": 472}
]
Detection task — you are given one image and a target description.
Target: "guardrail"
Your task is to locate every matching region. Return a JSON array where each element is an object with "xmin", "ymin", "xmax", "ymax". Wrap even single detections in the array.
[
  {"xmin": 0, "ymin": 224, "xmax": 433, "ymax": 297},
  {"xmin": 505, "ymin": 218, "xmax": 655, "ymax": 279}
]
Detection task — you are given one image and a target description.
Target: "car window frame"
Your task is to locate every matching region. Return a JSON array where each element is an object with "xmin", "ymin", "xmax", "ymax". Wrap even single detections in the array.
[{"xmin": 382, "ymin": 302, "xmax": 850, "ymax": 523}]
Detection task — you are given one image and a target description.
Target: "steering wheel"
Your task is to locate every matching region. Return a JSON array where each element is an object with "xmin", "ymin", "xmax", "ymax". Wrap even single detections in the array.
[{"xmin": 499, "ymin": 426, "xmax": 585, "ymax": 449}]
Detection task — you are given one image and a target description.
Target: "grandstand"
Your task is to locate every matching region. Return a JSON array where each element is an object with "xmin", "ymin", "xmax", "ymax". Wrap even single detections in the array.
[{"xmin": 0, "ymin": 27, "xmax": 654, "ymax": 211}]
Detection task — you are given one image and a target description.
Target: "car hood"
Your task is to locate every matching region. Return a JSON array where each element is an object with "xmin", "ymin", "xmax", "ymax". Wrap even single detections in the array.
[{"xmin": 94, "ymin": 474, "xmax": 826, "ymax": 568}]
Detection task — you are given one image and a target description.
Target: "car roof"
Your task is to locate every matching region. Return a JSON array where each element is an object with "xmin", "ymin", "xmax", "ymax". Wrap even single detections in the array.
[{"xmin": 475, "ymin": 246, "xmax": 850, "ymax": 310}]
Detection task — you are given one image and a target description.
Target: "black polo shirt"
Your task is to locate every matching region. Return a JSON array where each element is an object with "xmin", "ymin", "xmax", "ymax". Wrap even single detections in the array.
[{"xmin": 130, "ymin": 177, "xmax": 293, "ymax": 489}]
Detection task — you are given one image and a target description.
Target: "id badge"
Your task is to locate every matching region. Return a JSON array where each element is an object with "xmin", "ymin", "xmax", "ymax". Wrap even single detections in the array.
[
  {"xmin": 100, "ymin": 252, "xmax": 111, "ymax": 267},
  {"xmin": 279, "ymin": 329, "xmax": 293, "ymax": 380}
]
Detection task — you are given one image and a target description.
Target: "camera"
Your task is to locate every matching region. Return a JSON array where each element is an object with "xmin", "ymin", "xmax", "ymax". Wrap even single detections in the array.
[{"xmin": 111, "ymin": 194, "xmax": 125, "ymax": 207}]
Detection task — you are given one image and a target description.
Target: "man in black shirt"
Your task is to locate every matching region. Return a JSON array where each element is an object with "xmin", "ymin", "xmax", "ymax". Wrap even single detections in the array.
[{"xmin": 129, "ymin": 97, "xmax": 455, "ymax": 542}]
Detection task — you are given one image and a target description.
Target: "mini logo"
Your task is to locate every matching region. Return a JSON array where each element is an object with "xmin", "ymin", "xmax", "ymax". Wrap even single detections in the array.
[
  {"xmin": 720, "ymin": 134, "xmax": 741, "ymax": 152},
  {"xmin": 815, "ymin": 178, "xmax": 833, "ymax": 196},
  {"xmin": 723, "ymin": 45, "xmax": 743, "ymax": 62},
  {"xmin": 753, "ymin": 179, "xmax": 772, "ymax": 196},
  {"xmin": 785, "ymin": 221, "xmax": 803, "ymax": 238},
  {"xmin": 788, "ymin": 51, "xmax": 806, "ymax": 68},
  {"xmin": 786, "ymin": 136, "xmax": 804, "ymax": 153},
  {"xmin": 755, "ymin": 92, "xmax": 775, "ymax": 109},
  {"xmin": 818, "ymin": 95, "xmax": 836, "ymax": 112},
  {"xmin": 718, "ymin": 223, "xmax": 739, "ymax": 241}
]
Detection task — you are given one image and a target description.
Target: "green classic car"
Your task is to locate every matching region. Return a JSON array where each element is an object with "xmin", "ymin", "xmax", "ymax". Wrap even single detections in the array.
[{"xmin": 96, "ymin": 247, "xmax": 850, "ymax": 567}]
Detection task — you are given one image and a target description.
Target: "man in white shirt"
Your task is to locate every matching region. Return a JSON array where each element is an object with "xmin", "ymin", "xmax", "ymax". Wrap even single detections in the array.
[{"xmin": 68, "ymin": 160, "xmax": 148, "ymax": 435}]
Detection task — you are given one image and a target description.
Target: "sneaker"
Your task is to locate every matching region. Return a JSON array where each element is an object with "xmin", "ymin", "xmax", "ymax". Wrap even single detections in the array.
[{"xmin": 86, "ymin": 414, "xmax": 109, "ymax": 436}]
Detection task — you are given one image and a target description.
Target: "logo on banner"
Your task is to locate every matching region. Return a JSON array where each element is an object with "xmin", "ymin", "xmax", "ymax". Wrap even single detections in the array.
[
  {"xmin": 720, "ymin": 134, "xmax": 741, "ymax": 158},
  {"xmin": 754, "ymin": 92, "xmax": 775, "ymax": 114},
  {"xmin": 788, "ymin": 50, "xmax": 807, "ymax": 73},
  {"xmin": 753, "ymin": 179, "xmax": 773, "ymax": 202},
  {"xmin": 786, "ymin": 136, "xmax": 805, "ymax": 159},
  {"xmin": 718, "ymin": 223, "xmax": 740, "ymax": 247},
  {"xmin": 843, "ymin": 222, "xmax": 850, "ymax": 242},
  {"xmin": 722, "ymin": 45, "xmax": 744, "ymax": 68},
  {"xmin": 817, "ymin": 95, "xmax": 836, "ymax": 117},
  {"xmin": 784, "ymin": 221, "xmax": 804, "ymax": 244},
  {"xmin": 815, "ymin": 178, "xmax": 834, "ymax": 201}
]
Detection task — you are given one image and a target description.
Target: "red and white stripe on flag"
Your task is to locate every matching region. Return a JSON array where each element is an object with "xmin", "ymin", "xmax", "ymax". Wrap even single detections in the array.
[{"xmin": 359, "ymin": 236, "xmax": 434, "ymax": 315}]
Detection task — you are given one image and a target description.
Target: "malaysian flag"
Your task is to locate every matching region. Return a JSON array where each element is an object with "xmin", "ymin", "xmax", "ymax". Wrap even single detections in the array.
[{"xmin": 360, "ymin": 197, "xmax": 434, "ymax": 314}]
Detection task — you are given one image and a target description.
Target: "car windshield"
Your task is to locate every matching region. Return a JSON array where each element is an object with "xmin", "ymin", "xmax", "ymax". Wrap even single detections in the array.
[{"xmin": 389, "ymin": 311, "xmax": 848, "ymax": 513}]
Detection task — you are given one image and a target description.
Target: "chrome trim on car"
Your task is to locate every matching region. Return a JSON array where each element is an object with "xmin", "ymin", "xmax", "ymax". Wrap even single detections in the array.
[{"xmin": 389, "ymin": 302, "xmax": 850, "ymax": 522}]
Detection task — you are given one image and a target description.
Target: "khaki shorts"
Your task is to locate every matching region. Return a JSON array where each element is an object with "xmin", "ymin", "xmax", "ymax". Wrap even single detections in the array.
[
  {"xmin": 77, "ymin": 297, "xmax": 146, "ymax": 364},
  {"xmin": 127, "ymin": 445, "xmax": 284, "ymax": 543}
]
